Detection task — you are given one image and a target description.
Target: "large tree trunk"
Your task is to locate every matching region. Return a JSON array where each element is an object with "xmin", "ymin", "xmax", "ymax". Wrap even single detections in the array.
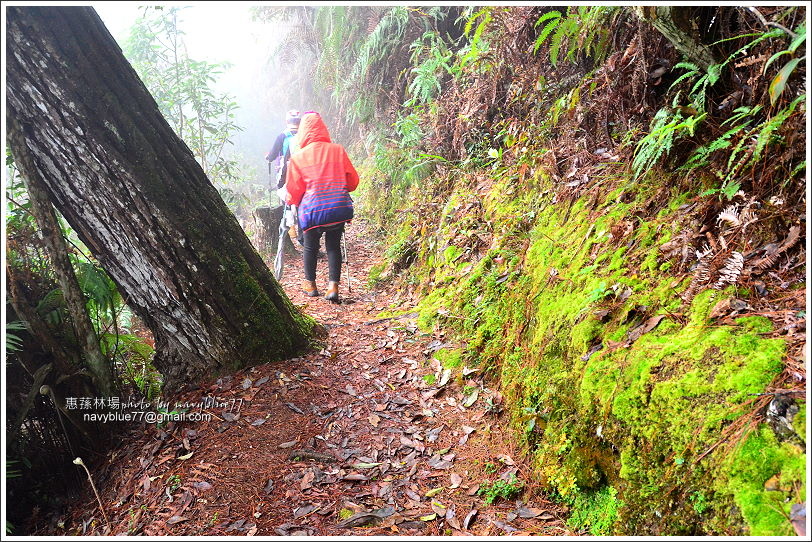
[
  {"xmin": 6, "ymin": 6, "xmax": 320, "ymax": 392},
  {"xmin": 633, "ymin": 6, "xmax": 719, "ymax": 71}
]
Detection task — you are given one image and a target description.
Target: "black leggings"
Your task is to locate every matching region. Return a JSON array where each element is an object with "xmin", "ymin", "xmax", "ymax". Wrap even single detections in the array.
[{"xmin": 303, "ymin": 223, "xmax": 344, "ymax": 282}]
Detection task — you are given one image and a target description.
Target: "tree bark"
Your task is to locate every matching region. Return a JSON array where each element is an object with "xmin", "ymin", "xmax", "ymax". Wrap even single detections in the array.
[
  {"xmin": 6, "ymin": 6, "xmax": 320, "ymax": 392},
  {"xmin": 634, "ymin": 6, "xmax": 719, "ymax": 71},
  {"xmin": 257, "ymin": 205, "xmax": 298, "ymax": 258}
]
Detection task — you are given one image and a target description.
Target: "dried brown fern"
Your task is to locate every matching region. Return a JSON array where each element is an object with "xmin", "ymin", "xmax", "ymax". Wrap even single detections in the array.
[{"xmin": 753, "ymin": 225, "xmax": 802, "ymax": 271}]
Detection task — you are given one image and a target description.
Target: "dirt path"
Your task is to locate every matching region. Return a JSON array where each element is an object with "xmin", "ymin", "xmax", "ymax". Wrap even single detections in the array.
[{"xmin": 47, "ymin": 220, "xmax": 571, "ymax": 536}]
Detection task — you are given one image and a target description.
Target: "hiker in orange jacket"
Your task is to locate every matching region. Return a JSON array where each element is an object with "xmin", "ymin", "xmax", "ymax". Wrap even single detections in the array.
[{"xmin": 285, "ymin": 111, "xmax": 359, "ymax": 303}]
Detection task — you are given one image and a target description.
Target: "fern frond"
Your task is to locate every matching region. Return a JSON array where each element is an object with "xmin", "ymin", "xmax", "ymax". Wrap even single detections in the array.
[
  {"xmin": 716, "ymin": 204, "xmax": 741, "ymax": 228},
  {"xmin": 753, "ymin": 225, "xmax": 802, "ymax": 270},
  {"xmin": 712, "ymin": 251, "xmax": 744, "ymax": 289}
]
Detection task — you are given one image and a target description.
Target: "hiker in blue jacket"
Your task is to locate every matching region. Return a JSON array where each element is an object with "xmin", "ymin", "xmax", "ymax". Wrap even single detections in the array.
[
  {"xmin": 266, "ymin": 109, "xmax": 303, "ymax": 246},
  {"xmin": 266, "ymin": 109, "xmax": 301, "ymax": 190}
]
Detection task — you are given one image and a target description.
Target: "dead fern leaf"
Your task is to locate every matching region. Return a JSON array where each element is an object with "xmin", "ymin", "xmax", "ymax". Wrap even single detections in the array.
[
  {"xmin": 753, "ymin": 225, "xmax": 801, "ymax": 271},
  {"xmin": 713, "ymin": 251, "xmax": 744, "ymax": 290},
  {"xmin": 717, "ymin": 204, "xmax": 741, "ymax": 228}
]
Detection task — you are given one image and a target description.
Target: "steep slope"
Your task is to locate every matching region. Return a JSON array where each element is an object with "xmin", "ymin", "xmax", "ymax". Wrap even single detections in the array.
[{"xmin": 354, "ymin": 5, "xmax": 806, "ymax": 536}]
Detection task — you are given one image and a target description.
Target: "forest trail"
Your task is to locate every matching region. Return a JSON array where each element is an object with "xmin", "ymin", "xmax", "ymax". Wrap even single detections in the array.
[{"xmin": 46, "ymin": 220, "xmax": 571, "ymax": 536}]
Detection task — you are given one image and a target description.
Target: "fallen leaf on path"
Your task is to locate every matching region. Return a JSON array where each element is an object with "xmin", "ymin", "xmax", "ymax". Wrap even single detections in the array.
[
  {"xmin": 278, "ymin": 440, "xmax": 298, "ymax": 449},
  {"xmin": 193, "ymin": 481, "xmax": 212, "ymax": 491},
  {"xmin": 419, "ymin": 513, "xmax": 437, "ymax": 522},
  {"xmin": 449, "ymin": 473, "xmax": 463, "ymax": 488},
  {"xmin": 425, "ymin": 486, "xmax": 444, "ymax": 498},
  {"xmin": 337, "ymin": 506, "xmax": 395, "ymax": 528},
  {"xmin": 294, "ymin": 504, "xmax": 318, "ymax": 518},
  {"xmin": 517, "ymin": 505, "xmax": 555, "ymax": 520},
  {"xmin": 368, "ymin": 414, "xmax": 381, "ymax": 427},
  {"xmin": 300, "ymin": 470, "xmax": 315, "ymax": 490},
  {"xmin": 177, "ymin": 452, "xmax": 193, "ymax": 460},
  {"xmin": 497, "ymin": 454, "xmax": 515, "ymax": 465},
  {"xmin": 491, "ymin": 519, "xmax": 518, "ymax": 532},
  {"xmin": 625, "ymin": 314, "xmax": 666, "ymax": 345},
  {"xmin": 167, "ymin": 515, "xmax": 188, "ymax": 525},
  {"xmin": 463, "ymin": 508, "xmax": 478, "ymax": 529},
  {"xmin": 462, "ymin": 388, "xmax": 479, "ymax": 407},
  {"xmin": 352, "ymin": 462, "xmax": 382, "ymax": 469},
  {"xmin": 431, "ymin": 500, "xmax": 446, "ymax": 517},
  {"xmin": 251, "ymin": 418, "xmax": 266, "ymax": 426}
]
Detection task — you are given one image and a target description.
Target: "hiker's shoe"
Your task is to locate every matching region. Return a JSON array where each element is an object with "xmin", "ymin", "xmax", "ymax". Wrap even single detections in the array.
[
  {"xmin": 325, "ymin": 281, "xmax": 340, "ymax": 304},
  {"xmin": 302, "ymin": 280, "xmax": 319, "ymax": 297}
]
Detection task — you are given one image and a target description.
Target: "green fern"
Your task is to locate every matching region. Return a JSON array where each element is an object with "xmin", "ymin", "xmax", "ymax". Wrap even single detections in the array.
[
  {"xmin": 748, "ymin": 94, "xmax": 805, "ymax": 167},
  {"xmin": 532, "ymin": 7, "xmax": 615, "ymax": 65},
  {"xmin": 459, "ymin": 6, "xmax": 494, "ymax": 68},
  {"xmin": 73, "ymin": 259, "xmax": 118, "ymax": 314},
  {"xmin": 533, "ymin": 11, "xmax": 561, "ymax": 54},
  {"xmin": 633, "ymin": 108, "xmax": 706, "ymax": 179},
  {"xmin": 406, "ymin": 31, "xmax": 454, "ymax": 105},
  {"xmin": 36, "ymin": 288, "xmax": 66, "ymax": 325},
  {"xmin": 5, "ymin": 321, "xmax": 27, "ymax": 353},
  {"xmin": 102, "ymin": 332, "xmax": 161, "ymax": 399}
]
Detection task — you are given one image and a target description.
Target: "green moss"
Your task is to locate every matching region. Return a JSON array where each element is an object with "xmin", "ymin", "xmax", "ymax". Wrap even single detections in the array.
[
  {"xmin": 568, "ymin": 486, "xmax": 623, "ymax": 535},
  {"xmin": 338, "ymin": 508, "xmax": 354, "ymax": 520},
  {"xmin": 365, "ymin": 139, "xmax": 801, "ymax": 536},
  {"xmin": 435, "ymin": 347, "xmax": 463, "ymax": 369},
  {"xmin": 793, "ymin": 403, "xmax": 805, "ymax": 442},
  {"xmin": 723, "ymin": 425, "xmax": 804, "ymax": 536},
  {"xmin": 367, "ymin": 262, "xmax": 387, "ymax": 286}
]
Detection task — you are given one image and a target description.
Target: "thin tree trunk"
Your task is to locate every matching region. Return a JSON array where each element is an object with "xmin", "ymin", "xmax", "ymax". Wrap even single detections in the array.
[
  {"xmin": 7, "ymin": 6, "xmax": 321, "ymax": 392},
  {"xmin": 18, "ymin": 165, "xmax": 114, "ymax": 396}
]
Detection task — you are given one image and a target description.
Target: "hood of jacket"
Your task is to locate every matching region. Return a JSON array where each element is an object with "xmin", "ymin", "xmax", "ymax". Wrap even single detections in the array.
[{"xmin": 296, "ymin": 112, "xmax": 332, "ymax": 149}]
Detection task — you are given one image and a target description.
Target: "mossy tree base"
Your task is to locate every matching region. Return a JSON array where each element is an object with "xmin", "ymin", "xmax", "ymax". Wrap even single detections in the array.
[{"xmin": 7, "ymin": 7, "xmax": 320, "ymax": 392}]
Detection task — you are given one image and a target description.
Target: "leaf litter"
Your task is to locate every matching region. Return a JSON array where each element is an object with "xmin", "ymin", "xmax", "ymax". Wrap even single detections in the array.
[{"xmin": 44, "ymin": 220, "xmax": 567, "ymax": 537}]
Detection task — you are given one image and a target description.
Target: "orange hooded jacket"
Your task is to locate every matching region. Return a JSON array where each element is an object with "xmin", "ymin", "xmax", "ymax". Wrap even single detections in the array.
[{"xmin": 285, "ymin": 112, "xmax": 359, "ymax": 231}]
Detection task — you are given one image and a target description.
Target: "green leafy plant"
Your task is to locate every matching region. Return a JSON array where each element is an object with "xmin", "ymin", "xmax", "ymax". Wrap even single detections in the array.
[
  {"xmin": 477, "ymin": 474, "xmax": 524, "ymax": 504},
  {"xmin": 632, "ymin": 107, "xmax": 706, "ymax": 179},
  {"xmin": 763, "ymin": 24, "xmax": 806, "ymax": 106},
  {"xmin": 123, "ymin": 7, "xmax": 245, "ymax": 191},
  {"xmin": 532, "ymin": 7, "xmax": 615, "ymax": 66},
  {"xmin": 518, "ymin": 405, "xmax": 548, "ymax": 433},
  {"xmin": 690, "ymin": 490, "xmax": 710, "ymax": 515},
  {"xmin": 406, "ymin": 31, "xmax": 455, "ymax": 106},
  {"xmin": 5, "ymin": 321, "xmax": 27, "ymax": 354},
  {"xmin": 166, "ymin": 474, "xmax": 182, "ymax": 493},
  {"xmin": 458, "ymin": 6, "xmax": 494, "ymax": 70}
]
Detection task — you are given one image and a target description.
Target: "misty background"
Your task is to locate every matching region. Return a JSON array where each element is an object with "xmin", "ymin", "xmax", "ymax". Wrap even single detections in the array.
[{"xmin": 96, "ymin": 3, "xmax": 304, "ymax": 193}]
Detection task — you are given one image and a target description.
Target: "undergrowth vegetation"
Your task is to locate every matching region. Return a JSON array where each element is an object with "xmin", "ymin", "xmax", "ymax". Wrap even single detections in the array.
[{"xmin": 282, "ymin": 4, "xmax": 808, "ymax": 535}]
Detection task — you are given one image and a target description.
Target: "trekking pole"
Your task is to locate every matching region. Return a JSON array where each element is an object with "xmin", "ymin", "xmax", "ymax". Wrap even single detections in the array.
[
  {"xmin": 342, "ymin": 230, "xmax": 352, "ymax": 293},
  {"xmin": 273, "ymin": 205, "xmax": 287, "ymax": 280}
]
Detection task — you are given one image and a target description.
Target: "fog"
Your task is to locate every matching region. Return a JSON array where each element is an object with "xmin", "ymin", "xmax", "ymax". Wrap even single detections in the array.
[{"xmin": 95, "ymin": 2, "xmax": 304, "ymax": 189}]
